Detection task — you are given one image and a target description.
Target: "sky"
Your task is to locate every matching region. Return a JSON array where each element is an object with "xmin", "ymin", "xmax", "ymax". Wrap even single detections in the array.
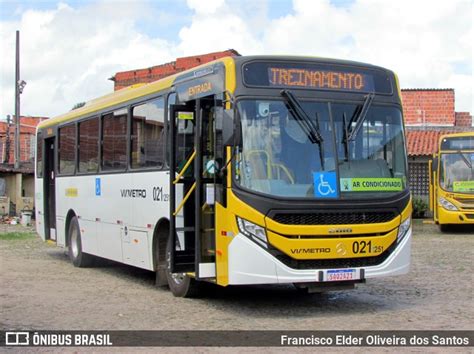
[{"xmin": 0, "ymin": 0, "xmax": 472, "ymax": 119}]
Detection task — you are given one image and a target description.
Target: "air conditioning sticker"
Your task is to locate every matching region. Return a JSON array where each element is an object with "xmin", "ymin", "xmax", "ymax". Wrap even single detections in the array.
[
  {"xmin": 453, "ymin": 181, "xmax": 474, "ymax": 192},
  {"xmin": 340, "ymin": 178, "xmax": 403, "ymax": 192}
]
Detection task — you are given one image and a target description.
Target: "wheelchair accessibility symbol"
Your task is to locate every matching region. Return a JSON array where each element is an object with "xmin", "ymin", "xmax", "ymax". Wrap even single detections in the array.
[{"xmin": 313, "ymin": 172, "xmax": 338, "ymax": 198}]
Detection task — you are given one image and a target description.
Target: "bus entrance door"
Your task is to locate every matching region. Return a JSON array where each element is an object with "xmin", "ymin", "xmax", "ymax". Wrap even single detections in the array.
[
  {"xmin": 44, "ymin": 137, "xmax": 56, "ymax": 241},
  {"xmin": 170, "ymin": 103, "xmax": 198, "ymax": 275},
  {"xmin": 169, "ymin": 97, "xmax": 218, "ymax": 280}
]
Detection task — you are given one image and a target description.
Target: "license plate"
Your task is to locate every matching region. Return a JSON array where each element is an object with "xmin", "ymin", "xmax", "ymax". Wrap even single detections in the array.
[{"xmin": 326, "ymin": 269, "xmax": 356, "ymax": 281}]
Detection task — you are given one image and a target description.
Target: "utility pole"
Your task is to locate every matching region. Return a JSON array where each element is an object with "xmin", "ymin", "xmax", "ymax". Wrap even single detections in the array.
[
  {"xmin": 14, "ymin": 30, "xmax": 26, "ymax": 169},
  {"xmin": 5, "ymin": 115, "xmax": 11, "ymax": 164},
  {"xmin": 14, "ymin": 30, "xmax": 20, "ymax": 169}
]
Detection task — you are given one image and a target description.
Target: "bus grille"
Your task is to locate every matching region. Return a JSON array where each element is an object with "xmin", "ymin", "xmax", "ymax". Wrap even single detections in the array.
[
  {"xmin": 274, "ymin": 241, "xmax": 397, "ymax": 270},
  {"xmin": 454, "ymin": 198, "xmax": 474, "ymax": 204},
  {"xmin": 454, "ymin": 198, "xmax": 474, "ymax": 210},
  {"xmin": 272, "ymin": 211, "xmax": 396, "ymax": 225}
]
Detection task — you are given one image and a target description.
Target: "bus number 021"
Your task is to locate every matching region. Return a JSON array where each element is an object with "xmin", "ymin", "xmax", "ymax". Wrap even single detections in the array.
[
  {"xmin": 352, "ymin": 240, "xmax": 372, "ymax": 254},
  {"xmin": 153, "ymin": 187, "xmax": 169, "ymax": 202}
]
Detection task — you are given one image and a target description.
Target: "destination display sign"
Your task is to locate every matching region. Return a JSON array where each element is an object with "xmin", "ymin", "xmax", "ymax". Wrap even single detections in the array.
[
  {"xmin": 175, "ymin": 63, "xmax": 224, "ymax": 102},
  {"xmin": 268, "ymin": 67, "xmax": 374, "ymax": 92},
  {"xmin": 243, "ymin": 61, "xmax": 392, "ymax": 94},
  {"xmin": 441, "ymin": 137, "xmax": 474, "ymax": 151}
]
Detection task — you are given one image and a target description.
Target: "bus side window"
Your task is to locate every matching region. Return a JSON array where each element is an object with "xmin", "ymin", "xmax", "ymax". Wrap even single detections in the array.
[
  {"xmin": 78, "ymin": 117, "xmax": 99, "ymax": 173},
  {"xmin": 131, "ymin": 97, "xmax": 165, "ymax": 169},
  {"xmin": 101, "ymin": 109, "xmax": 127, "ymax": 171},
  {"xmin": 36, "ymin": 132, "xmax": 43, "ymax": 177},
  {"xmin": 58, "ymin": 124, "xmax": 76, "ymax": 175}
]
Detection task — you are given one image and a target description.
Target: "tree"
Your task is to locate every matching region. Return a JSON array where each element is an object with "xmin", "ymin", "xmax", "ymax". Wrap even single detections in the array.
[{"xmin": 71, "ymin": 102, "xmax": 86, "ymax": 110}]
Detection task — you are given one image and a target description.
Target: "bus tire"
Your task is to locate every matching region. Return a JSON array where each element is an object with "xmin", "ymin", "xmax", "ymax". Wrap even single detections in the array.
[
  {"xmin": 165, "ymin": 235, "xmax": 201, "ymax": 298},
  {"xmin": 68, "ymin": 216, "xmax": 94, "ymax": 267},
  {"xmin": 153, "ymin": 224, "xmax": 168, "ymax": 287},
  {"xmin": 439, "ymin": 224, "xmax": 450, "ymax": 233}
]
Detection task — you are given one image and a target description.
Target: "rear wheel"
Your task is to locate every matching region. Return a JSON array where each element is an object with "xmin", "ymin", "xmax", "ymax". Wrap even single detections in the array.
[
  {"xmin": 68, "ymin": 216, "xmax": 94, "ymax": 267},
  {"xmin": 165, "ymin": 235, "xmax": 201, "ymax": 297}
]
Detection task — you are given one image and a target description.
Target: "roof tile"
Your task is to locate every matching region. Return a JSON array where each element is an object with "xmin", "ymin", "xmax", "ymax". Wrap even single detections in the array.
[{"xmin": 406, "ymin": 130, "xmax": 457, "ymax": 156}]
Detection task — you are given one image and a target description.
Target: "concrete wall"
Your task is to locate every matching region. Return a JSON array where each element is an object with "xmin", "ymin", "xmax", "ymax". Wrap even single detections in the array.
[{"xmin": 0, "ymin": 172, "xmax": 35, "ymax": 215}]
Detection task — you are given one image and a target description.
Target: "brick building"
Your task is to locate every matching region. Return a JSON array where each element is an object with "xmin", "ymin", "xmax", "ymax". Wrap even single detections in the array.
[
  {"xmin": 402, "ymin": 89, "xmax": 472, "ymax": 202},
  {"xmin": 0, "ymin": 116, "xmax": 48, "ymax": 164},
  {"xmin": 110, "ymin": 49, "xmax": 240, "ymax": 91},
  {"xmin": 0, "ymin": 116, "xmax": 48, "ymax": 215}
]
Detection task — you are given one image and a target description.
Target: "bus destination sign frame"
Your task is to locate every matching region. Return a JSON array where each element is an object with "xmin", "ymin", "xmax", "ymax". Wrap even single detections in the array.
[
  {"xmin": 243, "ymin": 61, "xmax": 393, "ymax": 94},
  {"xmin": 268, "ymin": 67, "xmax": 374, "ymax": 92}
]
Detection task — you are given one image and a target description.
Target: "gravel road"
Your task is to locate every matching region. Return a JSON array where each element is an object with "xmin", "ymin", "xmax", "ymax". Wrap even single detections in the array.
[{"xmin": 0, "ymin": 221, "xmax": 472, "ymax": 332}]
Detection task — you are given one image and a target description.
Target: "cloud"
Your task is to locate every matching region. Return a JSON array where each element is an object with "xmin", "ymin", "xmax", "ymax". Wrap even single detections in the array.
[
  {"xmin": 186, "ymin": 0, "xmax": 224, "ymax": 15},
  {"xmin": 0, "ymin": 1, "xmax": 176, "ymax": 118},
  {"xmin": 0, "ymin": 0, "xmax": 471, "ymax": 119},
  {"xmin": 178, "ymin": 2, "xmax": 262, "ymax": 55},
  {"xmin": 261, "ymin": 0, "xmax": 471, "ymax": 103}
]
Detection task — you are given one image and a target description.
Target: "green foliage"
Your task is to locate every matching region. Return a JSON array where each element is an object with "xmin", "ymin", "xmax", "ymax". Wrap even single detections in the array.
[
  {"xmin": 0, "ymin": 232, "xmax": 36, "ymax": 240},
  {"xmin": 412, "ymin": 197, "xmax": 429, "ymax": 218},
  {"xmin": 71, "ymin": 102, "xmax": 86, "ymax": 110}
]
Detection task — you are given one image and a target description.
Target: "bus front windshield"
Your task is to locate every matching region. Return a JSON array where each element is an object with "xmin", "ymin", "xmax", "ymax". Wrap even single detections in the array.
[
  {"xmin": 235, "ymin": 98, "xmax": 407, "ymax": 199},
  {"xmin": 440, "ymin": 153, "xmax": 474, "ymax": 194}
]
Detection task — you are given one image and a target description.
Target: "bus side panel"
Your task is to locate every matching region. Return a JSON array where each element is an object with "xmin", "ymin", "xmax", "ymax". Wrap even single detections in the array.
[
  {"xmin": 130, "ymin": 171, "xmax": 170, "ymax": 270},
  {"xmin": 55, "ymin": 172, "xmax": 170, "ymax": 270},
  {"xmin": 55, "ymin": 176, "xmax": 94, "ymax": 249},
  {"xmin": 55, "ymin": 174, "xmax": 128, "ymax": 263},
  {"xmin": 80, "ymin": 219, "xmax": 98, "ymax": 255},
  {"xmin": 56, "ymin": 216, "xmax": 66, "ymax": 247},
  {"xmin": 90, "ymin": 174, "xmax": 131, "ymax": 263},
  {"xmin": 35, "ymin": 177, "xmax": 45, "ymax": 241}
]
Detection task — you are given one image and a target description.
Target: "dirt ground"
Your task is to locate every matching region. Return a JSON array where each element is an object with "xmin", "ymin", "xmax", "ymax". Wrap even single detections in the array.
[{"xmin": 0, "ymin": 220, "xmax": 472, "ymax": 335}]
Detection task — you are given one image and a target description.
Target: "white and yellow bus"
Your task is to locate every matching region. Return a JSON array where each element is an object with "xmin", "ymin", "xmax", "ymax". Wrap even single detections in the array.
[
  {"xmin": 430, "ymin": 132, "xmax": 474, "ymax": 231},
  {"xmin": 35, "ymin": 56, "xmax": 412, "ymax": 297}
]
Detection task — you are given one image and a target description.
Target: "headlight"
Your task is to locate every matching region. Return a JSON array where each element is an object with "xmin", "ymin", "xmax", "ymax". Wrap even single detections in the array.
[
  {"xmin": 439, "ymin": 197, "xmax": 458, "ymax": 211},
  {"xmin": 397, "ymin": 216, "xmax": 411, "ymax": 242},
  {"xmin": 236, "ymin": 217, "xmax": 268, "ymax": 248}
]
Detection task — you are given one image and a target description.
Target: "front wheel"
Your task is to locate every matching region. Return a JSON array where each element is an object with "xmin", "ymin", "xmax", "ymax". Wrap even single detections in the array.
[
  {"xmin": 165, "ymin": 235, "xmax": 201, "ymax": 298},
  {"xmin": 68, "ymin": 216, "xmax": 94, "ymax": 267}
]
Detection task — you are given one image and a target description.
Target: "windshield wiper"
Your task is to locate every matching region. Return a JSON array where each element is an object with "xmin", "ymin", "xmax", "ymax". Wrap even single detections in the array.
[
  {"xmin": 280, "ymin": 90, "xmax": 325, "ymax": 169},
  {"xmin": 341, "ymin": 112, "xmax": 350, "ymax": 162},
  {"xmin": 458, "ymin": 151, "xmax": 473, "ymax": 169},
  {"xmin": 347, "ymin": 92, "xmax": 375, "ymax": 141},
  {"xmin": 280, "ymin": 90, "xmax": 323, "ymax": 143}
]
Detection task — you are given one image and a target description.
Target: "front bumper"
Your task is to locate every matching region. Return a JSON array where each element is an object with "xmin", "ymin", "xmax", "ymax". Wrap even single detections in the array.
[
  {"xmin": 438, "ymin": 207, "xmax": 474, "ymax": 225},
  {"xmin": 227, "ymin": 227, "xmax": 411, "ymax": 285}
]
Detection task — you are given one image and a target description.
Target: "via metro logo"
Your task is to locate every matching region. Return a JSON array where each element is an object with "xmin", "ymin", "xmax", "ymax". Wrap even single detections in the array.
[{"xmin": 313, "ymin": 172, "xmax": 338, "ymax": 198}]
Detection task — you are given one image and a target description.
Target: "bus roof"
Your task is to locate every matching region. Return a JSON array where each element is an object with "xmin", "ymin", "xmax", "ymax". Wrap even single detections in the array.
[
  {"xmin": 38, "ymin": 55, "xmax": 394, "ymax": 130},
  {"xmin": 439, "ymin": 131, "xmax": 474, "ymax": 141},
  {"xmin": 38, "ymin": 56, "xmax": 235, "ymax": 129}
]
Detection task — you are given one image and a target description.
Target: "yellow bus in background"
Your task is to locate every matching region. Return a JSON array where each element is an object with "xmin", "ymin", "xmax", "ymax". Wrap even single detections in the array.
[{"xmin": 430, "ymin": 132, "xmax": 474, "ymax": 231}]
